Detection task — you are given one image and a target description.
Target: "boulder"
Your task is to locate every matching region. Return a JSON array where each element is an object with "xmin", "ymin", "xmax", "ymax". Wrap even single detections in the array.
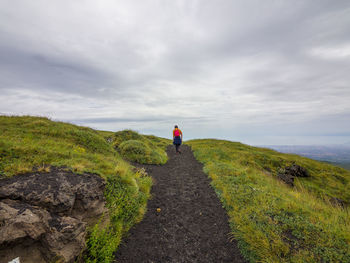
[
  {"xmin": 0, "ymin": 168, "xmax": 107, "ymax": 263},
  {"xmin": 277, "ymin": 170, "xmax": 295, "ymax": 187},
  {"xmin": 284, "ymin": 164, "xmax": 309, "ymax": 178},
  {"xmin": 277, "ymin": 164, "xmax": 309, "ymax": 187},
  {"xmin": 329, "ymin": 196, "xmax": 346, "ymax": 208}
]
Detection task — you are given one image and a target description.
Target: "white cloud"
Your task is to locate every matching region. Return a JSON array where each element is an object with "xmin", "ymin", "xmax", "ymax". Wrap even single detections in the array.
[
  {"xmin": 1, "ymin": 0, "xmax": 350, "ymax": 144},
  {"xmin": 309, "ymin": 45, "xmax": 350, "ymax": 60}
]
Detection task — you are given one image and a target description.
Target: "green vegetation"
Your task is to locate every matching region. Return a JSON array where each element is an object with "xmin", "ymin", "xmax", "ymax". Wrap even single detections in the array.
[
  {"xmin": 187, "ymin": 139, "xmax": 350, "ymax": 263},
  {"xmin": 85, "ymin": 165, "xmax": 151, "ymax": 263},
  {"xmin": 0, "ymin": 116, "xmax": 154, "ymax": 262},
  {"xmin": 112, "ymin": 130, "xmax": 170, "ymax": 164},
  {"xmin": 4, "ymin": 115, "xmax": 349, "ymax": 262}
]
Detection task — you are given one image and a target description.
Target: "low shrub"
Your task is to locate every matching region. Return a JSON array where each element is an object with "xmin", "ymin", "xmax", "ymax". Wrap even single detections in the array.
[
  {"xmin": 119, "ymin": 139, "xmax": 167, "ymax": 164},
  {"xmin": 113, "ymin": 130, "xmax": 144, "ymax": 148},
  {"xmin": 112, "ymin": 130, "xmax": 170, "ymax": 165}
]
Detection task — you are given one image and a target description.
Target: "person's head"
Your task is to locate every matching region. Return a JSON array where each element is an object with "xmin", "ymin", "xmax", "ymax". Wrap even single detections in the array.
[{"xmin": 174, "ymin": 125, "xmax": 178, "ymax": 129}]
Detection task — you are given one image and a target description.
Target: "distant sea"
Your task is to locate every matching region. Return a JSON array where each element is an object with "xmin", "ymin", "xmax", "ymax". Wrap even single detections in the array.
[{"xmin": 260, "ymin": 145, "xmax": 350, "ymax": 171}]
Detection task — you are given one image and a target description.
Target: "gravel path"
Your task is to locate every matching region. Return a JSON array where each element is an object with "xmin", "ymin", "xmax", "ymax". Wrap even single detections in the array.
[{"xmin": 114, "ymin": 145, "xmax": 246, "ymax": 263}]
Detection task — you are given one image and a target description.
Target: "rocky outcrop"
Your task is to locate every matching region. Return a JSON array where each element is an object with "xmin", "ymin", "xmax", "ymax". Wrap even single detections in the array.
[
  {"xmin": 329, "ymin": 196, "xmax": 346, "ymax": 208},
  {"xmin": 0, "ymin": 168, "xmax": 107, "ymax": 263},
  {"xmin": 277, "ymin": 164, "xmax": 309, "ymax": 187}
]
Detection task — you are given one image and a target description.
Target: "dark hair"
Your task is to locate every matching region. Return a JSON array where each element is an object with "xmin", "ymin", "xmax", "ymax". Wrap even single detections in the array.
[{"xmin": 174, "ymin": 125, "xmax": 178, "ymax": 128}]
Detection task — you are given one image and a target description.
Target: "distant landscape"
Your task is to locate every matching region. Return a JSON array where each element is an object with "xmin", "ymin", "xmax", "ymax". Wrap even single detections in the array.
[{"xmin": 263, "ymin": 144, "xmax": 350, "ymax": 170}]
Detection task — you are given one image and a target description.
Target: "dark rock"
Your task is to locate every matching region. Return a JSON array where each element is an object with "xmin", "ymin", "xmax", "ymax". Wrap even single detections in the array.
[
  {"xmin": 277, "ymin": 164, "xmax": 309, "ymax": 187},
  {"xmin": 277, "ymin": 170, "xmax": 295, "ymax": 186},
  {"xmin": 285, "ymin": 164, "xmax": 309, "ymax": 178},
  {"xmin": 0, "ymin": 168, "xmax": 107, "ymax": 263},
  {"xmin": 329, "ymin": 197, "xmax": 346, "ymax": 208},
  {"xmin": 0, "ymin": 199, "xmax": 50, "ymax": 244}
]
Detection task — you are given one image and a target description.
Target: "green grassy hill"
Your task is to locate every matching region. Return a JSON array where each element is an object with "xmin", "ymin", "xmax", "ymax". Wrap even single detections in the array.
[
  {"xmin": 0, "ymin": 116, "xmax": 169, "ymax": 262},
  {"xmin": 187, "ymin": 139, "xmax": 350, "ymax": 263},
  {"xmin": 1, "ymin": 116, "xmax": 349, "ymax": 262}
]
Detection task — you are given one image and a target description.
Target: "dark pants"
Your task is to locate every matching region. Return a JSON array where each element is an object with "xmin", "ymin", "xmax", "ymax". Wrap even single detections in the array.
[{"xmin": 173, "ymin": 136, "xmax": 182, "ymax": 153}]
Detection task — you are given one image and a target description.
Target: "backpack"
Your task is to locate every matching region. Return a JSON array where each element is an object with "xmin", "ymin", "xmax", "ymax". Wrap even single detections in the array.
[{"xmin": 174, "ymin": 129, "xmax": 180, "ymax": 137}]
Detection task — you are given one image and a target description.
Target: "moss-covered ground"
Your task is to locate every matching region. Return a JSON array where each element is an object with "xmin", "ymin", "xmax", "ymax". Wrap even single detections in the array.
[{"xmin": 187, "ymin": 139, "xmax": 350, "ymax": 263}]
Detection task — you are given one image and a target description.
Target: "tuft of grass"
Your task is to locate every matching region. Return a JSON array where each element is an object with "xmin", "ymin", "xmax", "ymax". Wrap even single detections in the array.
[
  {"xmin": 85, "ymin": 164, "xmax": 152, "ymax": 263},
  {"xmin": 0, "ymin": 116, "xmax": 153, "ymax": 263},
  {"xmin": 112, "ymin": 130, "xmax": 145, "ymax": 148},
  {"xmin": 187, "ymin": 139, "xmax": 350, "ymax": 263},
  {"xmin": 112, "ymin": 130, "xmax": 170, "ymax": 165}
]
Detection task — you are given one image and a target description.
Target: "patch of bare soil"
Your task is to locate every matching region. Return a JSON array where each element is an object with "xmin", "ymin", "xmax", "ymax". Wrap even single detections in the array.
[{"xmin": 115, "ymin": 145, "xmax": 246, "ymax": 263}]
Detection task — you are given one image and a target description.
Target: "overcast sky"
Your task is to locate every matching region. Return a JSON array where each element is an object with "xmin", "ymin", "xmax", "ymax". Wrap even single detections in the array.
[{"xmin": 1, "ymin": 0, "xmax": 350, "ymax": 145}]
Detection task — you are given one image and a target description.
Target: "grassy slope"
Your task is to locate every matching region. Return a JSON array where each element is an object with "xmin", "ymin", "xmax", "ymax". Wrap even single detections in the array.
[
  {"xmin": 187, "ymin": 139, "xmax": 350, "ymax": 263},
  {"xmin": 0, "ymin": 116, "xmax": 168, "ymax": 262},
  {"xmin": 111, "ymin": 130, "xmax": 170, "ymax": 164},
  {"xmin": 3, "ymin": 116, "xmax": 349, "ymax": 262}
]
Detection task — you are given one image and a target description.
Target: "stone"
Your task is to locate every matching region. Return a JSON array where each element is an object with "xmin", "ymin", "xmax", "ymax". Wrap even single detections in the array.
[
  {"xmin": 329, "ymin": 196, "xmax": 346, "ymax": 208},
  {"xmin": 277, "ymin": 164, "xmax": 309, "ymax": 187},
  {"xmin": 0, "ymin": 167, "xmax": 107, "ymax": 263},
  {"xmin": 285, "ymin": 164, "xmax": 309, "ymax": 178},
  {"xmin": 277, "ymin": 170, "xmax": 295, "ymax": 187}
]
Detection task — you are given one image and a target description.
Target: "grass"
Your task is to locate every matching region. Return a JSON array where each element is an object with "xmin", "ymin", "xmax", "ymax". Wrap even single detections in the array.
[
  {"xmin": 112, "ymin": 130, "xmax": 170, "ymax": 165},
  {"xmin": 4, "ymin": 115, "xmax": 349, "ymax": 262},
  {"xmin": 187, "ymin": 139, "xmax": 350, "ymax": 263},
  {"xmin": 0, "ymin": 116, "xmax": 156, "ymax": 263}
]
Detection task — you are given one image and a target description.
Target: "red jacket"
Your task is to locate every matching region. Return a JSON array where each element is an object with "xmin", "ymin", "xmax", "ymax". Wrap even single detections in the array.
[{"xmin": 173, "ymin": 128, "xmax": 182, "ymax": 138}]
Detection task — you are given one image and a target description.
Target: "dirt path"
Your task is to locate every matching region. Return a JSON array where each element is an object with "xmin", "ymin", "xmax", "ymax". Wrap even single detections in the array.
[{"xmin": 114, "ymin": 145, "xmax": 246, "ymax": 263}]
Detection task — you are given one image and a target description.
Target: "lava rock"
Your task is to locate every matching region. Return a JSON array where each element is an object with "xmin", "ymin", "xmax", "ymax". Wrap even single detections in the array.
[
  {"xmin": 0, "ymin": 168, "xmax": 107, "ymax": 263},
  {"xmin": 277, "ymin": 164, "xmax": 309, "ymax": 187},
  {"xmin": 285, "ymin": 164, "xmax": 309, "ymax": 178},
  {"xmin": 329, "ymin": 196, "xmax": 346, "ymax": 208},
  {"xmin": 277, "ymin": 170, "xmax": 295, "ymax": 186}
]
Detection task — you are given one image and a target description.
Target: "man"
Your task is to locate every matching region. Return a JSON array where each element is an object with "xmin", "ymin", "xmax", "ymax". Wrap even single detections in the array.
[{"xmin": 173, "ymin": 125, "xmax": 183, "ymax": 154}]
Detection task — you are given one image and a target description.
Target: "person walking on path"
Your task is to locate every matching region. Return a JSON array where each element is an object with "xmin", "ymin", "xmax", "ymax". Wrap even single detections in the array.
[{"xmin": 173, "ymin": 125, "xmax": 183, "ymax": 154}]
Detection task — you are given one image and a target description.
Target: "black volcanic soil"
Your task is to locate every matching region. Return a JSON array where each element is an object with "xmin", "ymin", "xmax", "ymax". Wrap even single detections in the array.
[{"xmin": 114, "ymin": 145, "xmax": 246, "ymax": 263}]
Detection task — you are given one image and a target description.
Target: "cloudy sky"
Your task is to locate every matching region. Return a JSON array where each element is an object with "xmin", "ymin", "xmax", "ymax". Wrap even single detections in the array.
[{"xmin": 1, "ymin": 0, "xmax": 350, "ymax": 145}]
